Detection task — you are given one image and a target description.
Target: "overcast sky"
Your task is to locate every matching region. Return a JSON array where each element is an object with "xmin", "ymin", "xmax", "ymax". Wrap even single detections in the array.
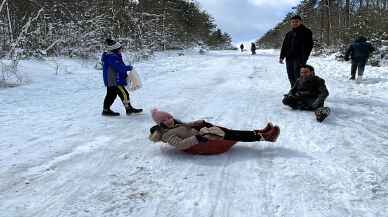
[{"xmin": 196, "ymin": 0, "xmax": 300, "ymax": 44}]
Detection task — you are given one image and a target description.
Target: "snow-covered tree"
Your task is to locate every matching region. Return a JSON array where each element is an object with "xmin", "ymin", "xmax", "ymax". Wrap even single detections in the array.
[{"xmin": 0, "ymin": 0, "xmax": 233, "ymax": 57}]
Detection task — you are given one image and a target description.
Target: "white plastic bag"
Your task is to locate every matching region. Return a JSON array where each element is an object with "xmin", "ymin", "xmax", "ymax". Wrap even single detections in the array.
[{"xmin": 127, "ymin": 69, "xmax": 142, "ymax": 91}]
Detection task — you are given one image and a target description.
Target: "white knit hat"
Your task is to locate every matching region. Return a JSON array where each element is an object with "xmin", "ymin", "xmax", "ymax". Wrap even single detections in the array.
[{"xmin": 105, "ymin": 39, "xmax": 122, "ymax": 51}]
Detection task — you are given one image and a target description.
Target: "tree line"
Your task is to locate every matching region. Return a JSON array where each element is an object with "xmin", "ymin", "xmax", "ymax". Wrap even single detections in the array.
[
  {"xmin": 257, "ymin": 0, "xmax": 388, "ymax": 52},
  {"xmin": 0, "ymin": 0, "xmax": 233, "ymax": 58}
]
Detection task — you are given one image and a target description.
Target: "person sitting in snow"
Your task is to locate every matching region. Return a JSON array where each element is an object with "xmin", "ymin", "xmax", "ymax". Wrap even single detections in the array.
[
  {"xmin": 344, "ymin": 36, "xmax": 375, "ymax": 81},
  {"xmin": 148, "ymin": 109, "xmax": 280, "ymax": 155},
  {"xmin": 101, "ymin": 39, "xmax": 142, "ymax": 116},
  {"xmin": 282, "ymin": 65, "xmax": 329, "ymax": 111}
]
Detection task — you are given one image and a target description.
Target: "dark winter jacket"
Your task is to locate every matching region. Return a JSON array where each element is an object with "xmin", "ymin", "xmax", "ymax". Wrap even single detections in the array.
[
  {"xmin": 280, "ymin": 25, "xmax": 314, "ymax": 62},
  {"xmin": 251, "ymin": 44, "xmax": 256, "ymax": 52},
  {"xmin": 289, "ymin": 75, "xmax": 329, "ymax": 108},
  {"xmin": 102, "ymin": 52, "xmax": 133, "ymax": 87},
  {"xmin": 345, "ymin": 37, "xmax": 375, "ymax": 62}
]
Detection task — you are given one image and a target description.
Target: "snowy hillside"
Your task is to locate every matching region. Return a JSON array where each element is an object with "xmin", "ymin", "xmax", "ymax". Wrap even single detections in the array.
[{"xmin": 1, "ymin": 50, "xmax": 387, "ymax": 217}]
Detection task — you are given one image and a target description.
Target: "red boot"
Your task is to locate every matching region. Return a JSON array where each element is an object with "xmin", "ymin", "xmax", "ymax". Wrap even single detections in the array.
[
  {"xmin": 255, "ymin": 122, "xmax": 274, "ymax": 134},
  {"xmin": 256, "ymin": 126, "xmax": 280, "ymax": 142}
]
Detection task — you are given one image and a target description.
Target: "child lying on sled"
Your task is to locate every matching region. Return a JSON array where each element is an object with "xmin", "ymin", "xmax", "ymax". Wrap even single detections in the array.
[{"xmin": 148, "ymin": 109, "xmax": 280, "ymax": 155}]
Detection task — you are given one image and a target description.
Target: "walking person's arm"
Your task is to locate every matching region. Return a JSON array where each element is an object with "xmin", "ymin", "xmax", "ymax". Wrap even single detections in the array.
[
  {"xmin": 280, "ymin": 33, "xmax": 289, "ymax": 64},
  {"xmin": 109, "ymin": 58, "xmax": 129, "ymax": 75},
  {"xmin": 344, "ymin": 45, "xmax": 353, "ymax": 61},
  {"xmin": 304, "ymin": 29, "xmax": 314, "ymax": 62}
]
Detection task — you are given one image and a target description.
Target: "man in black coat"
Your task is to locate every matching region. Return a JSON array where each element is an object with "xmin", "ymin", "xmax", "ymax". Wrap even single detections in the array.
[
  {"xmin": 280, "ymin": 15, "xmax": 314, "ymax": 87},
  {"xmin": 283, "ymin": 65, "xmax": 329, "ymax": 111},
  {"xmin": 240, "ymin": 44, "xmax": 244, "ymax": 52},
  {"xmin": 251, "ymin": 42, "xmax": 257, "ymax": 55},
  {"xmin": 344, "ymin": 36, "xmax": 375, "ymax": 80}
]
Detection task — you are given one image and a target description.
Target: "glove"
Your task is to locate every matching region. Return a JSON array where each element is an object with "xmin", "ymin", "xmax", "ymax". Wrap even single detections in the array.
[{"xmin": 195, "ymin": 135, "xmax": 209, "ymax": 143}]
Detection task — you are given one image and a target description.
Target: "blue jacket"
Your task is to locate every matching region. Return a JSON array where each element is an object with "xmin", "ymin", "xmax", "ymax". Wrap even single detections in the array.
[
  {"xmin": 102, "ymin": 52, "xmax": 133, "ymax": 86},
  {"xmin": 345, "ymin": 37, "xmax": 375, "ymax": 62}
]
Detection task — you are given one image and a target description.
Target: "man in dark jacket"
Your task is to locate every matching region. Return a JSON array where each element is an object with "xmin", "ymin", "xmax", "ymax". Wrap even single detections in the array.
[
  {"xmin": 283, "ymin": 65, "xmax": 329, "ymax": 111},
  {"xmin": 344, "ymin": 36, "xmax": 375, "ymax": 80},
  {"xmin": 251, "ymin": 42, "xmax": 257, "ymax": 55},
  {"xmin": 240, "ymin": 44, "xmax": 244, "ymax": 52},
  {"xmin": 101, "ymin": 39, "xmax": 143, "ymax": 116},
  {"xmin": 280, "ymin": 15, "xmax": 314, "ymax": 87}
]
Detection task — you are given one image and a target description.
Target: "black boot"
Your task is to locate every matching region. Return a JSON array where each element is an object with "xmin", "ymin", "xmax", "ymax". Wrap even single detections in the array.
[
  {"xmin": 126, "ymin": 104, "xmax": 143, "ymax": 115},
  {"xmin": 102, "ymin": 109, "xmax": 120, "ymax": 116}
]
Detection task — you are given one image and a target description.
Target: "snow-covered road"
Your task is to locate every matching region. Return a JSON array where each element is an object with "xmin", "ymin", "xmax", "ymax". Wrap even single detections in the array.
[{"xmin": 1, "ymin": 50, "xmax": 387, "ymax": 217}]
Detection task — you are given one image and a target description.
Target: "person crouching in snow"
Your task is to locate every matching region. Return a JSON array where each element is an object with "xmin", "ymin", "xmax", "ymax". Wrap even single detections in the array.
[
  {"xmin": 148, "ymin": 109, "xmax": 280, "ymax": 155},
  {"xmin": 101, "ymin": 39, "xmax": 142, "ymax": 116},
  {"xmin": 282, "ymin": 65, "xmax": 329, "ymax": 111}
]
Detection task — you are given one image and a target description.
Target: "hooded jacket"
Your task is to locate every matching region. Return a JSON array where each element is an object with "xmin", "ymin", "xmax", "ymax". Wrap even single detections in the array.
[
  {"xmin": 280, "ymin": 25, "xmax": 314, "ymax": 62},
  {"xmin": 345, "ymin": 37, "xmax": 375, "ymax": 61},
  {"xmin": 101, "ymin": 52, "xmax": 133, "ymax": 86}
]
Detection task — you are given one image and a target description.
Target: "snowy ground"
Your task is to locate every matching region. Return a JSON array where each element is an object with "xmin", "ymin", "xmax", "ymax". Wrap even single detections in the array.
[{"xmin": 1, "ymin": 50, "xmax": 387, "ymax": 217}]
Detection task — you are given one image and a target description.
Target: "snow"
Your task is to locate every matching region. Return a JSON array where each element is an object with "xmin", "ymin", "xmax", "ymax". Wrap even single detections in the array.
[{"xmin": 1, "ymin": 50, "xmax": 388, "ymax": 217}]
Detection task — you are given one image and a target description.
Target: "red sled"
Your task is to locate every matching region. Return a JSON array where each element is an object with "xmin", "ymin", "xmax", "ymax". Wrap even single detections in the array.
[
  {"xmin": 183, "ymin": 139, "xmax": 237, "ymax": 155},
  {"xmin": 182, "ymin": 126, "xmax": 237, "ymax": 155}
]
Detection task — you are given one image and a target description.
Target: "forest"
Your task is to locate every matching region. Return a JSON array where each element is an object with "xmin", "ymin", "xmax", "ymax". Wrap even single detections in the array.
[
  {"xmin": 257, "ymin": 0, "xmax": 388, "ymax": 53},
  {"xmin": 0, "ymin": 0, "xmax": 233, "ymax": 58}
]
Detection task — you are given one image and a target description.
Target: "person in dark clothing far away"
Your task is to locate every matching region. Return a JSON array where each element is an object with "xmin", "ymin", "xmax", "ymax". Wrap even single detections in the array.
[
  {"xmin": 251, "ymin": 42, "xmax": 257, "ymax": 55},
  {"xmin": 101, "ymin": 39, "xmax": 143, "ymax": 116},
  {"xmin": 240, "ymin": 44, "xmax": 244, "ymax": 52},
  {"xmin": 344, "ymin": 36, "xmax": 375, "ymax": 81},
  {"xmin": 280, "ymin": 15, "xmax": 314, "ymax": 87},
  {"xmin": 283, "ymin": 65, "xmax": 329, "ymax": 121}
]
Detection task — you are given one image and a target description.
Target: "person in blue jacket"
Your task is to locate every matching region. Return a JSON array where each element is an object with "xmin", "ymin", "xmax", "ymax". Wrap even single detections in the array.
[
  {"xmin": 344, "ymin": 36, "xmax": 375, "ymax": 80},
  {"xmin": 101, "ymin": 39, "xmax": 143, "ymax": 116}
]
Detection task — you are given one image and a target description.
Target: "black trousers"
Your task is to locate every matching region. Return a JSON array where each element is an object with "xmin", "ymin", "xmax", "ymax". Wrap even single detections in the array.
[
  {"xmin": 286, "ymin": 58, "xmax": 307, "ymax": 87},
  {"xmin": 223, "ymin": 129, "xmax": 259, "ymax": 142},
  {"xmin": 351, "ymin": 59, "xmax": 367, "ymax": 78},
  {"xmin": 282, "ymin": 95, "xmax": 321, "ymax": 111},
  {"xmin": 103, "ymin": 86, "xmax": 130, "ymax": 110}
]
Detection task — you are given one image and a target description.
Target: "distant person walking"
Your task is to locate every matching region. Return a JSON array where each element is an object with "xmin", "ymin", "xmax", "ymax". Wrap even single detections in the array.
[
  {"xmin": 251, "ymin": 42, "xmax": 257, "ymax": 55},
  {"xmin": 240, "ymin": 44, "xmax": 244, "ymax": 52},
  {"xmin": 344, "ymin": 36, "xmax": 375, "ymax": 81},
  {"xmin": 279, "ymin": 15, "xmax": 314, "ymax": 87}
]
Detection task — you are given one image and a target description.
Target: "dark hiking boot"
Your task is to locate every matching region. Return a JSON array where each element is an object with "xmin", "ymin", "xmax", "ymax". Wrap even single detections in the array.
[
  {"xmin": 315, "ymin": 107, "xmax": 331, "ymax": 122},
  {"xmin": 255, "ymin": 122, "xmax": 274, "ymax": 134},
  {"xmin": 102, "ymin": 109, "xmax": 120, "ymax": 116},
  {"xmin": 256, "ymin": 126, "xmax": 280, "ymax": 142},
  {"xmin": 126, "ymin": 107, "xmax": 143, "ymax": 115},
  {"xmin": 349, "ymin": 76, "xmax": 355, "ymax": 80}
]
